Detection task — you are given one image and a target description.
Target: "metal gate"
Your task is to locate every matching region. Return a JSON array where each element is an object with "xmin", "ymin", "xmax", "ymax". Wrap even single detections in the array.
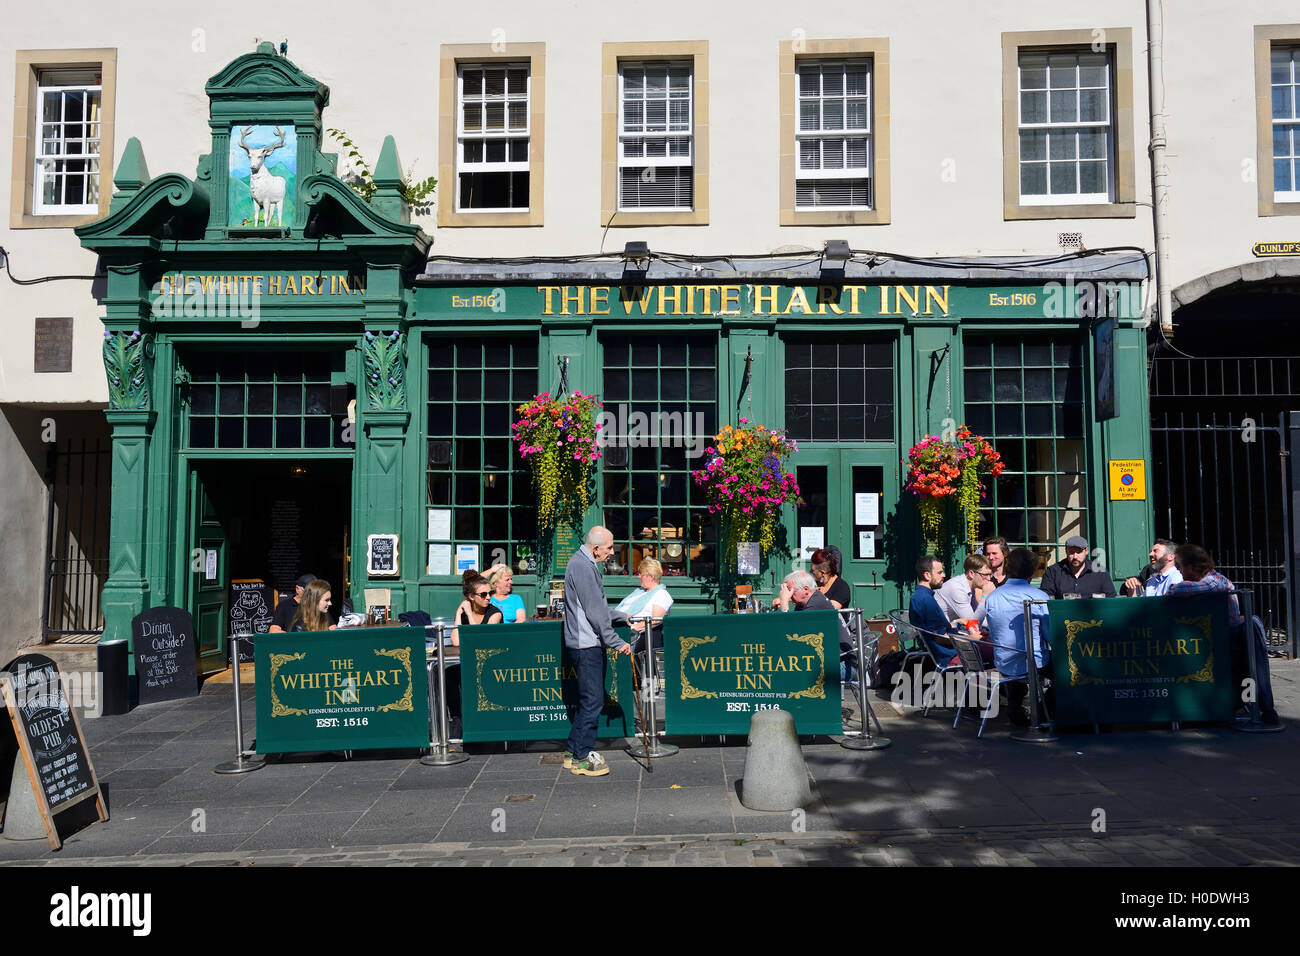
[
  {"xmin": 1149, "ymin": 410, "xmax": 1295, "ymax": 657},
  {"xmin": 42, "ymin": 439, "xmax": 111, "ymax": 641}
]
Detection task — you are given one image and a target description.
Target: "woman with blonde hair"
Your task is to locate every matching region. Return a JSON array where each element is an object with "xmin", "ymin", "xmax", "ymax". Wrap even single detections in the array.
[
  {"xmin": 289, "ymin": 579, "xmax": 336, "ymax": 632},
  {"xmin": 614, "ymin": 557, "xmax": 673, "ymax": 653},
  {"xmin": 485, "ymin": 564, "xmax": 526, "ymax": 623}
]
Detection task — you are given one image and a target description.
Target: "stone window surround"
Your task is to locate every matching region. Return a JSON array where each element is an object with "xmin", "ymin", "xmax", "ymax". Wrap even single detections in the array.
[
  {"xmin": 1256, "ymin": 24, "xmax": 1300, "ymax": 217},
  {"xmin": 601, "ymin": 40, "xmax": 709, "ymax": 227},
  {"xmin": 438, "ymin": 42, "xmax": 546, "ymax": 227},
  {"xmin": 779, "ymin": 37, "xmax": 891, "ymax": 226},
  {"xmin": 10, "ymin": 48, "xmax": 116, "ymax": 229},
  {"xmin": 1001, "ymin": 28, "xmax": 1135, "ymax": 221}
]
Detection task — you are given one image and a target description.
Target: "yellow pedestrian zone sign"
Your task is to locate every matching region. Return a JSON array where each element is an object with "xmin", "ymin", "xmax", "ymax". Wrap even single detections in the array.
[{"xmin": 1108, "ymin": 460, "xmax": 1147, "ymax": 500}]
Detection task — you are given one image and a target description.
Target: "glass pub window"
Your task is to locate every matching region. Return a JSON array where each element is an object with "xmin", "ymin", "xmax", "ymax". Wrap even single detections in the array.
[
  {"xmin": 601, "ymin": 335, "xmax": 717, "ymax": 577},
  {"xmin": 458, "ymin": 63, "xmax": 530, "ymax": 210},
  {"xmin": 963, "ymin": 335, "xmax": 1087, "ymax": 555},
  {"xmin": 426, "ymin": 338, "xmax": 538, "ymax": 572},
  {"xmin": 784, "ymin": 336, "xmax": 894, "ymax": 441},
  {"xmin": 183, "ymin": 351, "xmax": 348, "ymax": 450}
]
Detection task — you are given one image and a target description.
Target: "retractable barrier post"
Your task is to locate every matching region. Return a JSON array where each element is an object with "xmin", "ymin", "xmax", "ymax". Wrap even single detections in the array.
[
  {"xmin": 421, "ymin": 621, "xmax": 470, "ymax": 766},
  {"xmin": 215, "ymin": 635, "xmax": 266, "ymax": 774},
  {"xmin": 626, "ymin": 615, "xmax": 678, "ymax": 759},
  {"xmin": 839, "ymin": 608, "xmax": 891, "ymax": 751},
  {"xmin": 1233, "ymin": 590, "xmax": 1284, "ymax": 734},
  {"xmin": 1011, "ymin": 599, "xmax": 1058, "ymax": 743}
]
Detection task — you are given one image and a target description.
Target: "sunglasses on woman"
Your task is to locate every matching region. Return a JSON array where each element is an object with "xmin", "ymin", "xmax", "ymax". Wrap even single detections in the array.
[{"xmin": 474, "ymin": 591, "xmax": 490, "ymax": 598}]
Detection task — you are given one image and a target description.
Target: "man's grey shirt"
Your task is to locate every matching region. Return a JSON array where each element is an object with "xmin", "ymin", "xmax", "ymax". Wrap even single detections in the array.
[{"xmin": 562, "ymin": 546, "xmax": 630, "ymax": 651}]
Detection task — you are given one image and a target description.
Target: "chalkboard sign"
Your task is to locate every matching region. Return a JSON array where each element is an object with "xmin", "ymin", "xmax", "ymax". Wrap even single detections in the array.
[
  {"xmin": 367, "ymin": 533, "xmax": 399, "ymax": 576},
  {"xmin": 1, "ymin": 654, "xmax": 107, "ymax": 850},
  {"xmin": 131, "ymin": 606, "xmax": 200, "ymax": 705},
  {"xmin": 230, "ymin": 579, "xmax": 274, "ymax": 635}
]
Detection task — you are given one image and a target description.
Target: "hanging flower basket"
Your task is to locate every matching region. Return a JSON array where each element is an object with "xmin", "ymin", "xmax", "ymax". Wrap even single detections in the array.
[
  {"xmin": 512, "ymin": 391, "xmax": 602, "ymax": 534},
  {"xmin": 904, "ymin": 426, "xmax": 1004, "ymax": 552},
  {"xmin": 692, "ymin": 418, "xmax": 800, "ymax": 572}
]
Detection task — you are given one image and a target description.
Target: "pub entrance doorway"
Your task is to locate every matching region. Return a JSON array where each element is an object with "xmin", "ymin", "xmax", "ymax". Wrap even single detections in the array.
[
  {"xmin": 184, "ymin": 457, "xmax": 352, "ymax": 671},
  {"xmin": 788, "ymin": 446, "xmax": 903, "ymax": 620}
]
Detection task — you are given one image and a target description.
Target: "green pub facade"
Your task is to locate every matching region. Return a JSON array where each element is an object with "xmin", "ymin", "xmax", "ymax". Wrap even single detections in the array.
[{"xmin": 80, "ymin": 48, "xmax": 1154, "ymax": 671}]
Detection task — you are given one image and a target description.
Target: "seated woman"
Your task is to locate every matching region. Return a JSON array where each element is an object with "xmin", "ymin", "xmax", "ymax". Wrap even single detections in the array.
[
  {"xmin": 289, "ymin": 579, "xmax": 337, "ymax": 632},
  {"xmin": 811, "ymin": 548, "xmax": 852, "ymax": 610},
  {"xmin": 450, "ymin": 569, "xmax": 503, "ymax": 646},
  {"xmin": 485, "ymin": 564, "xmax": 527, "ymax": 623},
  {"xmin": 613, "ymin": 557, "xmax": 673, "ymax": 653}
]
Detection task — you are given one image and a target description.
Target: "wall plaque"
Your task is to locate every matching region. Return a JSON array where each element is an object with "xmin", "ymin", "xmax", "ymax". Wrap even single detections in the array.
[{"xmin": 34, "ymin": 317, "xmax": 74, "ymax": 373}]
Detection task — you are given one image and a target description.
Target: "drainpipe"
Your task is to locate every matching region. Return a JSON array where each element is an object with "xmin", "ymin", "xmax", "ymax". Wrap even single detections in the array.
[{"xmin": 1146, "ymin": 0, "xmax": 1173, "ymax": 333}]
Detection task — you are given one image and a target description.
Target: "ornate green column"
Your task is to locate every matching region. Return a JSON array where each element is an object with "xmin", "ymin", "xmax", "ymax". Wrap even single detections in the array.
[
  {"xmin": 357, "ymin": 328, "xmax": 410, "ymax": 613},
  {"xmin": 101, "ymin": 331, "xmax": 156, "ymax": 643}
]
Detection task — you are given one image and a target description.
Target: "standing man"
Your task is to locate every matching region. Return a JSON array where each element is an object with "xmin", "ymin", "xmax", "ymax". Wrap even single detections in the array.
[
  {"xmin": 984, "ymin": 548, "xmax": 1052, "ymax": 725},
  {"xmin": 1039, "ymin": 536, "xmax": 1117, "ymax": 599},
  {"xmin": 563, "ymin": 526, "xmax": 633, "ymax": 777},
  {"xmin": 269, "ymin": 573, "xmax": 316, "ymax": 633},
  {"xmin": 1123, "ymin": 539, "xmax": 1182, "ymax": 596},
  {"xmin": 982, "ymin": 536, "xmax": 1009, "ymax": 589}
]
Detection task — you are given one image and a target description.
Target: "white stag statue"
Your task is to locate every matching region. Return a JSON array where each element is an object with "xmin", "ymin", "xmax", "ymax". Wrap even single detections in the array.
[{"xmin": 238, "ymin": 126, "xmax": 288, "ymax": 226}]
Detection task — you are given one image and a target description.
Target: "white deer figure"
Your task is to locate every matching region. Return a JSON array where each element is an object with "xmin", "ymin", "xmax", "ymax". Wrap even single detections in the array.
[{"xmin": 238, "ymin": 126, "xmax": 288, "ymax": 226}]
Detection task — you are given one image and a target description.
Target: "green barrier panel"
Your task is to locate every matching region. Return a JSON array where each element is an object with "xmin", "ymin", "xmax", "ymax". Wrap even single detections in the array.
[
  {"xmin": 255, "ymin": 627, "xmax": 430, "ymax": 754},
  {"xmin": 458, "ymin": 620, "xmax": 635, "ymax": 743},
  {"xmin": 662, "ymin": 611, "xmax": 843, "ymax": 735},
  {"xmin": 1047, "ymin": 593, "xmax": 1234, "ymax": 727}
]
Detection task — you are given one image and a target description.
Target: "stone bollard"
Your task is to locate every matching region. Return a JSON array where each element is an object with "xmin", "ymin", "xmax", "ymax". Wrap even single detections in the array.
[
  {"xmin": 739, "ymin": 709, "xmax": 812, "ymax": 811},
  {"xmin": 4, "ymin": 763, "xmax": 47, "ymax": 841}
]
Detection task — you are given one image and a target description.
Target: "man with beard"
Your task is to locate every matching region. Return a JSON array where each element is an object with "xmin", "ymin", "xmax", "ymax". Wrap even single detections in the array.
[
  {"xmin": 1122, "ymin": 539, "xmax": 1182, "ymax": 596},
  {"xmin": 1039, "ymin": 536, "xmax": 1116, "ymax": 599}
]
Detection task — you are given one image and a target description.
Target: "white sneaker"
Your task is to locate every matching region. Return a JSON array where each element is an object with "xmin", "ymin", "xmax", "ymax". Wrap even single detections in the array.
[{"xmin": 570, "ymin": 750, "xmax": 610, "ymax": 776}]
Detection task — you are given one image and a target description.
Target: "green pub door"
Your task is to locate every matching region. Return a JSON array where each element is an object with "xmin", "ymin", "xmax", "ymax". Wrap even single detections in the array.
[{"xmin": 789, "ymin": 447, "xmax": 902, "ymax": 619}]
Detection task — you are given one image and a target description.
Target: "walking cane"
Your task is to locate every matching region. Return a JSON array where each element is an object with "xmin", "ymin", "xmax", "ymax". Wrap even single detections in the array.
[{"xmin": 629, "ymin": 649, "xmax": 653, "ymax": 768}]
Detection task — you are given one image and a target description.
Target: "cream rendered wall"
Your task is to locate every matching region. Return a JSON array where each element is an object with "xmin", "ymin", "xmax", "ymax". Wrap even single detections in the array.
[
  {"xmin": 5, "ymin": 0, "xmax": 1295, "ymax": 394},
  {"xmin": 1162, "ymin": 3, "xmax": 1300, "ymax": 290}
]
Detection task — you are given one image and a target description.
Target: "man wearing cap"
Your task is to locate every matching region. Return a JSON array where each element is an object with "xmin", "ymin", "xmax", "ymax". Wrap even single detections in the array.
[
  {"xmin": 1039, "ymin": 536, "xmax": 1116, "ymax": 599},
  {"xmin": 269, "ymin": 573, "xmax": 317, "ymax": 632}
]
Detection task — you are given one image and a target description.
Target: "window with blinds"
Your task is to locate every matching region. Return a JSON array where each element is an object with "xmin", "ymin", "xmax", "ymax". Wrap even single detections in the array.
[
  {"xmin": 618, "ymin": 61, "xmax": 693, "ymax": 210},
  {"xmin": 795, "ymin": 60, "xmax": 872, "ymax": 209},
  {"xmin": 34, "ymin": 69, "xmax": 102, "ymax": 215},
  {"xmin": 457, "ymin": 63, "xmax": 529, "ymax": 211}
]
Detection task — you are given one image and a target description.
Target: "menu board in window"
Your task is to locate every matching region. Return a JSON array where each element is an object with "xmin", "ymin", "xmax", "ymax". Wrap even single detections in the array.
[{"xmin": 367, "ymin": 534, "xmax": 399, "ymax": 576}]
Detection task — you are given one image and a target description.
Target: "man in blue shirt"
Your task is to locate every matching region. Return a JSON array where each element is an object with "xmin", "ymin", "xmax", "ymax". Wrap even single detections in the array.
[
  {"xmin": 984, "ymin": 548, "xmax": 1052, "ymax": 725},
  {"xmin": 908, "ymin": 556, "xmax": 960, "ymax": 666}
]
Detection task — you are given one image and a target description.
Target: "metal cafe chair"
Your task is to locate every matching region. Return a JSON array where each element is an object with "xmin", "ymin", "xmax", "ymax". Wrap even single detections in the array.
[
  {"xmin": 950, "ymin": 635, "xmax": 1015, "ymax": 738},
  {"xmin": 886, "ymin": 609, "xmax": 933, "ymax": 675},
  {"xmin": 886, "ymin": 611, "xmax": 964, "ymax": 718}
]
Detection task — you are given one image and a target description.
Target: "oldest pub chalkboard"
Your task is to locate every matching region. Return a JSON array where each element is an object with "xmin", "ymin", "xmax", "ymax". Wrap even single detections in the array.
[
  {"xmin": 1, "ymin": 654, "xmax": 108, "ymax": 850},
  {"xmin": 131, "ymin": 606, "xmax": 200, "ymax": 705}
]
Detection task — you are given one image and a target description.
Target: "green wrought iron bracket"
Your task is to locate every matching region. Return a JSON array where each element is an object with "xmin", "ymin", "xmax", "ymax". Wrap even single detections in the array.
[
  {"xmin": 361, "ymin": 329, "xmax": 406, "ymax": 410},
  {"xmin": 103, "ymin": 330, "xmax": 151, "ymax": 410}
]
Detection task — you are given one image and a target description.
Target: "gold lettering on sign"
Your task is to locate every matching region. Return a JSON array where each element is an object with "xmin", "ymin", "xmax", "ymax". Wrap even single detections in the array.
[
  {"xmin": 589, "ymin": 287, "xmax": 610, "ymax": 315},
  {"xmin": 753, "ymin": 285, "xmax": 778, "ymax": 314},
  {"xmin": 720, "ymin": 285, "xmax": 741, "ymax": 314}
]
